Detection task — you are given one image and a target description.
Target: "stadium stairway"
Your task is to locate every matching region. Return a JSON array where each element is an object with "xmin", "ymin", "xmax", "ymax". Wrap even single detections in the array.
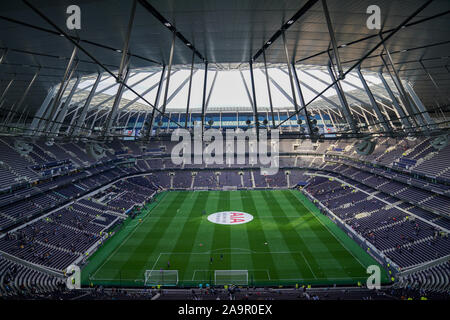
[
  {"xmin": 190, "ymin": 174, "xmax": 195, "ymax": 189},
  {"xmin": 0, "ymin": 256, "xmax": 63, "ymax": 296},
  {"xmin": 395, "ymin": 261, "xmax": 450, "ymax": 293},
  {"xmin": 250, "ymin": 171, "xmax": 256, "ymax": 188},
  {"xmin": 369, "ymin": 217, "xmax": 409, "ymax": 233},
  {"xmin": 382, "ymin": 236, "xmax": 434, "ymax": 254}
]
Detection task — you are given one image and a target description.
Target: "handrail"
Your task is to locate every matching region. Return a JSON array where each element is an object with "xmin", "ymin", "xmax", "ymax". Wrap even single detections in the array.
[{"xmin": 0, "ymin": 250, "xmax": 64, "ymax": 278}]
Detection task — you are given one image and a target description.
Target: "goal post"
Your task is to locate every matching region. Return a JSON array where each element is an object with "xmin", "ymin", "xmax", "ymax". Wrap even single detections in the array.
[
  {"xmin": 214, "ymin": 270, "xmax": 248, "ymax": 286},
  {"xmin": 144, "ymin": 270, "xmax": 178, "ymax": 286},
  {"xmin": 222, "ymin": 186, "xmax": 237, "ymax": 191}
]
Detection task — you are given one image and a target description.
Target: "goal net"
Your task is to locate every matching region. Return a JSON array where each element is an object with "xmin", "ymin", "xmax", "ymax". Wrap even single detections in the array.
[
  {"xmin": 222, "ymin": 186, "xmax": 237, "ymax": 191},
  {"xmin": 144, "ymin": 270, "xmax": 178, "ymax": 286},
  {"xmin": 214, "ymin": 270, "xmax": 248, "ymax": 285}
]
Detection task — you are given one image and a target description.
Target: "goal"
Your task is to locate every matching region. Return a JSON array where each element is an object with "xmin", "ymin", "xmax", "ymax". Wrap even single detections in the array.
[
  {"xmin": 144, "ymin": 270, "xmax": 178, "ymax": 286},
  {"xmin": 222, "ymin": 186, "xmax": 237, "ymax": 191},
  {"xmin": 214, "ymin": 270, "xmax": 248, "ymax": 285}
]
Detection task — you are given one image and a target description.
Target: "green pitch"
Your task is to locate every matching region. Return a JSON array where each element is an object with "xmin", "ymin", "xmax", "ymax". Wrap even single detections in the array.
[{"xmin": 81, "ymin": 189, "xmax": 389, "ymax": 287}]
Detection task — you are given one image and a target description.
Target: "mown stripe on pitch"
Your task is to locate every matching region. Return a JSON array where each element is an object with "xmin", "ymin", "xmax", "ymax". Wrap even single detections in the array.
[
  {"xmin": 260, "ymin": 190, "xmax": 321, "ymax": 280},
  {"xmin": 241, "ymin": 190, "xmax": 280, "ymax": 282},
  {"xmin": 179, "ymin": 190, "xmax": 229, "ymax": 284},
  {"xmin": 282, "ymin": 190, "xmax": 366, "ymax": 279},
  {"xmin": 208, "ymin": 191, "xmax": 231, "ymax": 272},
  {"xmin": 83, "ymin": 192, "xmax": 168, "ymax": 281},
  {"xmin": 228, "ymin": 191, "xmax": 255, "ymax": 279},
  {"xmin": 294, "ymin": 191, "xmax": 388, "ymax": 281},
  {"xmin": 186, "ymin": 190, "xmax": 234, "ymax": 283},
  {"xmin": 285, "ymin": 189, "xmax": 367, "ymax": 274},
  {"xmin": 105, "ymin": 191, "xmax": 190, "ymax": 279},
  {"xmin": 277, "ymin": 190, "xmax": 349, "ymax": 277},
  {"xmin": 139, "ymin": 191, "xmax": 202, "ymax": 276},
  {"xmin": 109, "ymin": 191, "xmax": 188, "ymax": 275},
  {"xmin": 166, "ymin": 191, "xmax": 210, "ymax": 281}
]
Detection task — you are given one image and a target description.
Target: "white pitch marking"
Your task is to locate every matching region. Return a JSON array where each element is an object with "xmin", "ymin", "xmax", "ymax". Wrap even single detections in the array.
[
  {"xmin": 91, "ymin": 192, "xmax": 169, "ymax": 278},
  {"xmin": 300, "ymin": 251, "xmax": 317, "ymax": 279},
  {"xmin": 289, "ymin": 190, "xmax": 367, "ymax": 270}
]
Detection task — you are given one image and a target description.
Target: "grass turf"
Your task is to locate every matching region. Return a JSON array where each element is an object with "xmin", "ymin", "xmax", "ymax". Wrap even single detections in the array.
[{"xmin": 81, "ymin": 189, "xmax": 390, "ymax": 287}]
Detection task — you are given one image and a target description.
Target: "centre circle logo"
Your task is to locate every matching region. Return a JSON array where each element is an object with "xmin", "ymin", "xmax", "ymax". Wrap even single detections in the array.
[{"xmin": 207, "ymin": 211, "xmax": 253, "ymax": 225}]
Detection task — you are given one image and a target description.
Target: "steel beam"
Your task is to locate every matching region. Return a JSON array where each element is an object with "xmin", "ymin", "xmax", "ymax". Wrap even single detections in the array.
[
  {"xmin": 295, "ymin": 9, "xmax": 448, "ymax": 64},
  {"xmin": 84, "ymin": 71, "xmax": 155, "ymax": 122},
  {"xmin": 332, "ymin": 71, "xmax": 395, "ymax": 106},
  {"xmin": 103, "ymin": 58, "xmax": 131, "ymax": 137},
  {"xmin": 88, "ymin": 108, "xmax": 104, "ymax": 133},
  {"xmin": 23, "ymin": 0, "xmax": 181, "ymax": 128},
  {"xmin": 321, "ymin": 0, "xmax": 343, "ymax": 79},
  {"xmin": 353, "ymin": 104, "xmax": 376, "ymax": 132},
  {"xmin": 382, "ymin": 56, "xmax": 427, "ymax": 131},
  {"xmin": 44, "ymin": 46, "xmax": 78, "ymax": 133},
  {"xmin": 277, "ymin": 68, "xmax": 340, "ymax": 109},
  {"xmin": 303, "ymin": 68, "xmax": 373, "ymax": 108},
  {"xmin": 276, "ymin": 0, "xmax": 433, "ymax": 129},
  {"xmin": 71, "ymin": 73, "xmax": 101, "ymax": 136},
  {"xmin": 325, "ymin": 109, "xmax": 337, "ymax": 133},
  {"xmin": 131, "ymin": 111, "xmax": 141, "ymax": 134},
  {"xmin": 5, "ymin": 69, "xmax": 39, "ymax": 124},
  {"xmin": 292, "ymin": 65, "xmax": 313, "ymax": 134},
  {"xmin": 327, "ymin": 62, "xmax": 357, "ymax": 133},
  {"xmin": 44, "ymin": 62, "xmax": 79, "ymax": 134},
  {"xmin": 379, "ymin": 39, "xmax": 422, "ymax": 128},
  {"xmin": 419, "ymin": 60, "xmax": 448, "ymax": 104},
  {"xmin": 119, "ymin": 70, "xmax": 176, "ymax": 114},
  {"xmin": 205, "ymin": 71, "xmax": 218, "ymax": 112},
  {"xmin": 63, "ymin": 75, "xmax": 115, "ymax": 119},
  {"xmin": 146, "ymin": 65, "xmax": 166, "ymax": 140},
  {"xmin": 137, "ymin": 0, "xmax": 205, "ymax": 62},
  {"xmin": 339, "ymin": 41, "xmax": 450, "ymax": 70},
  {"xmin": 16, "ymin": 104, "xmax": 27, "ymax": 125},
  {"xmin": 167, "ymin": 70, "xmax": 198, "ymax": 106},
  {"xmin": 378, "ymin": 101, "xmax": 397, "ymax": 130},
  {"xmin": 0, "ymin": 48, "xmax": 8, "ymax": 64},
  {"xmin": 282, "ymin": 31, "xmax": 299, "ymax": 114},
  {"xmin": 161, "ymin": 32, "xmax": 176, "ymax": 115},
  {"xmin": 356, "ymin": 67, "xmax": 391, "ymax": 133},
  {"xmin": 201, "ymin": 62, "xmax": 208, "ymax": 136},
  {"xmin": 20, "ymin": 108, "xmax": 30, "ymax": 126},
  {"xmin": 253, "ymin": 0, "xmax": 319, "ymax": 61},
  {"xmin": 65, "ymin": 105, "xmax": 80, "ymax": 135},
  {"xmin": 317, "ymin": 108, "xmax": 327, "ymax": 133},
  {"xmin": 239, "ymin": 70, "xmax": 253, "ymax": 107},
  {"xmin": 0, "ymin": 77, "xmax": 14, "ymax": 105},
  {"xmin": 125, "ymin": 111, "xmax": 134, "ymax": 130},
  {"xmin": 249, "ymin": 60, "xmax": 260, "ymax": 139},
  {"xmin": 27, "ymin": 86, "xmax": 56, "ymax": 135},
  {"xmin": 139, "ymin": 111, "xmax": 150, "ymax": 137},
  {"xmin": 2, "ymin": 13, "xmax": 160, "ymax": 66},
  {"xmin": 262, "ymin": 50, "xmax": 276, "ymax": 128},
  {"xmin": 378, "ymin": 72, "xmax": 412, "ymax": 131},
  {"xmin": 405, "ymin": 81, "xmax": 437, "ymax": 129},
  {"xmin": 51, "ymin": 76, "xmax": 81, "ymax": 135},
  {"xmin": 118, "ymin": 0, "xmax": 136, "ymax": 82},
  {"xmin": 72, "ymin": 74, "xmax": 113, "ymax": 101},
  {"xmin": 185, "ymin": 51, "xmax": 195, "ymax": 128}
]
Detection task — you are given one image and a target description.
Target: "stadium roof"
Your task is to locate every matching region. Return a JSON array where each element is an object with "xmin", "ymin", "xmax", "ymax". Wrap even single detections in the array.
[
  {"xmin": 67, "ymin": 65, "xmax": 397, "ymax": 114},
  {"xmin": 0, "ymin": 0, "xmax": 449, "ymax": 128}
]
